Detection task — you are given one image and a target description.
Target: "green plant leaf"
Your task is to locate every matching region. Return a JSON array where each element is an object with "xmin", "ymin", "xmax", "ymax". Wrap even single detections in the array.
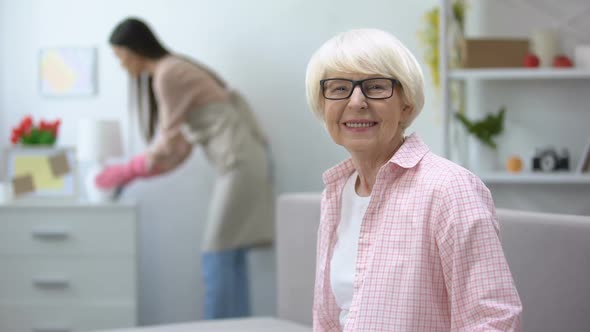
[
  {"xmin": 454, "ymin": 106, "xmax": 506, "ymax": 150},
  {"xmin": 38, "ymin": 130, "xmax": 55, "ymax": 145},
  {"xmin": 455, "ymin": 112, "xmax": 474, "ymax": 132}
]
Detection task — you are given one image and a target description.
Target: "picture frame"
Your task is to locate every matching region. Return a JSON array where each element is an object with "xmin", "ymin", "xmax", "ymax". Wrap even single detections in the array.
[
  {"xmin": 578, "ymin": 139, "xmax": 590, "ymax": 173},
  {"xmin": 38, "ymin": 46, "xmax": 97, "ymax": 97},
  {"xmin": 2, "ymin": 146, "xmax": 78, "ymax": 202}
]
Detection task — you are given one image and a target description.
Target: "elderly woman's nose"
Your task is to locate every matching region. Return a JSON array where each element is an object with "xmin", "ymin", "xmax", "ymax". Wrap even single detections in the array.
[{"xmin": 348, "ymin": 86, "xmax": 368, "ymax": 108}]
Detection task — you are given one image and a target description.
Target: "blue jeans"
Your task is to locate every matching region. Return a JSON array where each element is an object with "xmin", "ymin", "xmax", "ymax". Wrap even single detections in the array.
[{"xmin": 201, "ymin": 248, "xmax": 250, "ymax": 319}]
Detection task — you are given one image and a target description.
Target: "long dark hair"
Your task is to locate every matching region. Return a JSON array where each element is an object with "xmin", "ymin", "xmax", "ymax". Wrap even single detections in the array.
[
  {"xmin": 109, "ymin": 17, "xmax": 169, "ymax": 142},
  {"xmin": 109, "ymin": 18, "xmax": 228, "ymax": 142}
]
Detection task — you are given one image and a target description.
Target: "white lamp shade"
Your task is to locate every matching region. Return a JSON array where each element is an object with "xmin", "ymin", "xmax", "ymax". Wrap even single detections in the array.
[{"xmin": 77, "ymin": 118, "xmax": 124, "ymax": 162}]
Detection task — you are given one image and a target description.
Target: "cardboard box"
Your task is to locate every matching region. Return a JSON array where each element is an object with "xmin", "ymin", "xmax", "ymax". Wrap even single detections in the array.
[{"xmin": 460, "ymin": 38, "xmax": 529, "ymax": 68}]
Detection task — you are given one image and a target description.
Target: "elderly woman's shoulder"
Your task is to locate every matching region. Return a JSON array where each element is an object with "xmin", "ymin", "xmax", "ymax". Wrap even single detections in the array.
[{"xmin": 418, "ymin": 151, "xmax": 486, "ymax": 190}]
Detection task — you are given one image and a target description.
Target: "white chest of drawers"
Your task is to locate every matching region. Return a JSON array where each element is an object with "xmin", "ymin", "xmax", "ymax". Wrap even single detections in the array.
[{"xmin": 0, "ymin": 202, "xmax": 138, "ymax": 332}]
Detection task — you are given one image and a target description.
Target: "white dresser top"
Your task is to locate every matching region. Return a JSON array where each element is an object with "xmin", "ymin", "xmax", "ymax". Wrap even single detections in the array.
[{"xmin": 0, "ymin": 200, "xmax": 136, "ymax": 210}]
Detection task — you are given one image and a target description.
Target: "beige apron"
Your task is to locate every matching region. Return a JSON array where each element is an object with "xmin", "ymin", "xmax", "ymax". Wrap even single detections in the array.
[{"xmin": 182, "ymin": 91, "xmax": 273, "ymax": 251}]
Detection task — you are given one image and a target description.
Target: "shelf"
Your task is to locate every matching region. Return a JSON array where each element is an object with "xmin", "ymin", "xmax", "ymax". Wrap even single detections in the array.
[
  {"xmin": 480, "ymin": 172, "xmax": 590, "ymax": 184},
  {"xmin": 448, "ymin": 68, "xmax": 590, "ymax": 80}
]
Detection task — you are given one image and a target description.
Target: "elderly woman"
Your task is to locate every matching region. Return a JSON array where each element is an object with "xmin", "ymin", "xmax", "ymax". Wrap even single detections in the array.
[{"xmin": 305, "ymin": 28, "xmax": 522, "ymax": 331}]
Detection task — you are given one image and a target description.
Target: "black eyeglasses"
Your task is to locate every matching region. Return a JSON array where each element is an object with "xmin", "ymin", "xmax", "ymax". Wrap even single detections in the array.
[{"xmin": 320, "ymin": 78, "xmax": 399, "ymax": 100}]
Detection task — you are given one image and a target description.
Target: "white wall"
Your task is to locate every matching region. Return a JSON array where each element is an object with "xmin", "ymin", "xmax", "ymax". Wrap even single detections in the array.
[{"xmin": 0, "ymin": 0, "xmax": 440, "ymax": 325}]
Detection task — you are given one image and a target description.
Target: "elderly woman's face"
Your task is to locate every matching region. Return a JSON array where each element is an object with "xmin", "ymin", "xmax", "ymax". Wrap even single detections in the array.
[{"xmin": 323, "ymin": 73, "xmax": 411, "ymax": 155}]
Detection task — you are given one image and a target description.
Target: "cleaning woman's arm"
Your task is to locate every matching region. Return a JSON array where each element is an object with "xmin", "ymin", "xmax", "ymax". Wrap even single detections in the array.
[
  {"xmin": 95, "ymin": 60, "xmax": 194, "ymax": 190},
  {"xmin": 94, "ymin": 130, "xmax": 192, "ymax": 190}
]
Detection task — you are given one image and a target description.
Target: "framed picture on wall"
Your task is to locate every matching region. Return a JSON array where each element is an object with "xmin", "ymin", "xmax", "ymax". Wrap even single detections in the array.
[
  {"xmin": 38, "ymin": 46, "xmax": 97, "ymax": 97},
  {"xmin": 577, "ymin": 140, "xmax": 590, "ymax": 173},
  {"xmin": 2, "ymin": 146, "xmax": 78, "ymax": 201}
]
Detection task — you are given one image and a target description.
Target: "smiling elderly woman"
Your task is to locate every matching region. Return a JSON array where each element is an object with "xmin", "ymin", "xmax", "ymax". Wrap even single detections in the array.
[{"xmin": 305, "ymin": 28, "xmax": 522, "ymax": 332}]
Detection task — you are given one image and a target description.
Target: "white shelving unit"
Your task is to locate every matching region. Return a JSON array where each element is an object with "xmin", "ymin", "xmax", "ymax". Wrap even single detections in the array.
[
  {"xmin": 439, "ymin": 0, "xmax": 590, "ymax": 185},
  {"xmin": 449, "ymin": 68, "xmax": 590, "ymax": 80},
  {"xmin": 480, "ymin": 172, "xmax": 590, "ymax": 184}
]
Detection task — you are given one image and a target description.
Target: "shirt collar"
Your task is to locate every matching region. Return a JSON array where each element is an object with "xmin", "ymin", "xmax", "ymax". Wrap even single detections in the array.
[
  {"xmin": 389, "ymin": 132, "xmax": 429, "ymax": 169},
  {"xmin": 322, "ymin": 132, "xmax": 429, "ymax": 185}
]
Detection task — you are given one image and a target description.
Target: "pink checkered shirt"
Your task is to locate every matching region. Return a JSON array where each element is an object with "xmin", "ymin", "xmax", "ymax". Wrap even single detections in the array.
[{"xmin": 313, "ymin": 133, "xmax": 522, "ymax": 332}]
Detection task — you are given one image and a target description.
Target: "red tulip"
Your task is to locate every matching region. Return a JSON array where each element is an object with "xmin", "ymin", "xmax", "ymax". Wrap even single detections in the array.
[{"xmin": 9, "ymin": 116, "xmax": 61, "ymax": 144}]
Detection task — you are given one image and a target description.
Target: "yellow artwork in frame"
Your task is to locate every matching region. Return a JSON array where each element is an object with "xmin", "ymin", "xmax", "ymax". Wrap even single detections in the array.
[
  {"xmin": 3, "ymin": 147, "xmax": 78, "ymax": 201},
  {"xmin": 39, "ymin": 47, "xmax": 97, "ymax": 97}
]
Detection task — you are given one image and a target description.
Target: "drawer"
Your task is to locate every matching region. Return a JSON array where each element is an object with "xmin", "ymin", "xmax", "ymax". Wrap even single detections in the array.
[
  {"xmin": 0, "ymin": 208, "xmax": 135, "ymax": 255},
  {"xmin": 0, "ymin": 257, "xmax": 135, "ymax": 302},
  {"xmin": 0, "ymin": 302, "xmax": 136, "ymax": 332}
]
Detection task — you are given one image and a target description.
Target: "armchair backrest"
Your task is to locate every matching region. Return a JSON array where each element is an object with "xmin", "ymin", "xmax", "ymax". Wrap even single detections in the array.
[
  {"xmin": 497, "ymin": 208, "xmax": 590, "ymax": 332},
  {"xmin": 275, "ymin": 193, "xmax": 321, "ymax": 326}
]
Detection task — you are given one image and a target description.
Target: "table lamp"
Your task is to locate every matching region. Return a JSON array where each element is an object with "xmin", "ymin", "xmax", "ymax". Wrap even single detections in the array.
[{"xmin": 77, "ymin": 118, "xmax": 124, "ymax": 202}]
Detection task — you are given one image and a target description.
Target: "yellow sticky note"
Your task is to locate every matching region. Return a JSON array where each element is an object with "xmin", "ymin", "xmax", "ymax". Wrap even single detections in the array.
[{"xmin": 13, "ymin": 156, "xmax": 64, "ymax": 190}]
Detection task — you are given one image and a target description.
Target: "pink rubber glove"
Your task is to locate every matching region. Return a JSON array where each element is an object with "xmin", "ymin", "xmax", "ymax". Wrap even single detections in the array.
[{"xmin": 94, "ymin": 154, "xmax": 158, "ymax": 190}]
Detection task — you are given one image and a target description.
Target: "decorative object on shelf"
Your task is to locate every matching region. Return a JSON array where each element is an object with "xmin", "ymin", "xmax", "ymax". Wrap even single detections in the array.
[
  {"xmin": 76, "ymin": 118, "xmax": 124, "ymax": 202},
  {"xmin": 553, "ymin": 55, "xmax": 573, "ymax": 68},
  {"xmin": 523, "ymin": 53, "xmax": 540, "ymax": 68},
  {"xmin": 2, "ymin": 146, "xmax": 77, "ymax": 201},
  {"xmin": 455, "ymin": 106, "xmax": 506, "ymax": 149},
  {"xmin": 532, "ymin": 147, "xmax": 570, "ymax": 172},
  {"xmin": 529, "ymin": 29, "xmax": 558, "ymax": 68},
  {"xmin": 506, "ymin": 156, "xmax": 523, "ymax": 173},
  {"xmin": 417, "ymin": 0, "xmax": 467, "ymax": 90},
  {"xmin": 578, "ymin": 140, "xmax": 590, "ymax": 173},
  {"xmin": 39, "ymin": 46, "xmax": 97, "ymax": 97},
  {"xmin": 10, "ymin": 115, "xmax": 61, "ymax": 146},
  {"xmin": 574, "ymin": 45, "xmax": 590, "ymax": 69}
]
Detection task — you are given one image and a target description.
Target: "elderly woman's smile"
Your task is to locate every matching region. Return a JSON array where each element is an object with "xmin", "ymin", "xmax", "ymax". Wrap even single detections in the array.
[{"xmin": 342, "ymin": 120, "xmax": 378, "ymax": 129}]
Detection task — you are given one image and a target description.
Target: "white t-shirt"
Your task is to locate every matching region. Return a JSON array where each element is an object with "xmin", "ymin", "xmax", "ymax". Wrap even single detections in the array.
[{"xmin": 330, "ymin": 171, "xmax": 371, "ymax": 328}]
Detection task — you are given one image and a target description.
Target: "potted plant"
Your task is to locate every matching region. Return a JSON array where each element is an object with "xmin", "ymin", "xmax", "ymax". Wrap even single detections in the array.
[
  {"xmin": 10, "ymin": 115, "xmax": 61, "ymax": 146},
  {"xmin": 455, "ymin": 106, "xmax": 506, "ymax": 172}
]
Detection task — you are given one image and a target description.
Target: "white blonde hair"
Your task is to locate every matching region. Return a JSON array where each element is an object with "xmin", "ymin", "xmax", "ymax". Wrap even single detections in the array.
[{"xmin": 305, "ymin": 28, "xmax": 425, "ymax": 128}]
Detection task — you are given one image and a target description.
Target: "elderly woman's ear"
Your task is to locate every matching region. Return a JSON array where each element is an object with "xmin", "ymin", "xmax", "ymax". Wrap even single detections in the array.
[{"xmin": 399, "ymin": 104, "xmax": 413, "ymax": 129}]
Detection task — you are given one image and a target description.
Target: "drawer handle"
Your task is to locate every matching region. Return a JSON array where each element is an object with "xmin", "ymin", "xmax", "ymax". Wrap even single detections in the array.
[
  {"xmin": 32, "ymin": 276, "xmax": 70, "ymax": 288},
  {"xmin": 32, "ymin": 327, "xmax": 71, "ymax": 332},
  {"xmin": 31, "ymin": 228, "xmax": 70, "ymax": 239}
]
